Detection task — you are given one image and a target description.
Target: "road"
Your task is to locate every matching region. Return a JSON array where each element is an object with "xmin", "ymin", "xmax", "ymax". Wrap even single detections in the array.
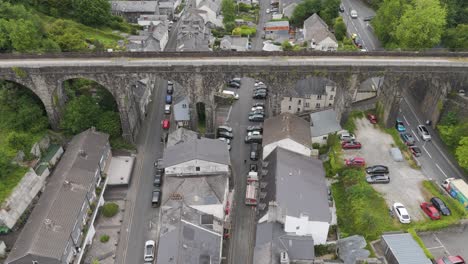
[
  {"xmin": 340, "ymin": 0, "xmax": 382, "ymax": 51},
  {"xmin": 252, "ymin": 0, "xmax": 270, "ymax": 51},
  {"xmin": 398, "ymin": 95, "xmax": 466, "ymax": 184},
  {"xmin": 117, "ymin": 79, "xmax": 166, "ymax": 264},
  {"xmin": 226, "ymin": 78, "xmax": 260, "ymax": 264}
]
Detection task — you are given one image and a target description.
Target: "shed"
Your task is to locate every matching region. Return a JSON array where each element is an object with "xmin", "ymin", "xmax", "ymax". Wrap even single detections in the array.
[
  {"xmin": 389, "ymin": 148, "xmax": 403, "ymax": 162},
  {"xmin": 381, "ymin": 233, "xmax": 432, "ymax": 264}
]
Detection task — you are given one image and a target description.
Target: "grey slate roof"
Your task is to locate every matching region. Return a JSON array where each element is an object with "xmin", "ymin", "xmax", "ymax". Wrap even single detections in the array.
[
  {"xmin": 381, "ymin": 233, "xmax": 432, "ymax": 264},
  {"xmin": 254, "ymin": 222, "xmax": 315, "ymax": 264},
  {"xmin": 336, "ymin": 235, "xmax": 370, "ymax": 264},
  {"xmin": 162, "ymin": 137, "xmax": 230, "ymax": 167},
  {"xmin": 167, "ymin": 128, "xmax": 198, "ymax": 147},
  {"xmin": 310, "ymin": 109, "xmax": 342, "ymax": 137},
  {"xmin": 263, "ymin": 113, "xmax": 311, "ymax": 147},
  {"xmin": 260, "ymin": 147, "xmax": 330, "ymax": 222},
  {"xmin": 111, "ymin": 1, "xmax": 158, "ymax": 13},
  {"xmin": 157, "ymin": 202, "xmax": 223, "ymax": 264},
  {"xmin": 286, "ymin": 77, "xmax": 335, "ymax": 97},
  {"xmin": 303, "ymin": 13, "xmax": 337, "ymax": 43},
  {"xmin": 6, "ymin": 129, "xmax": 109, "ymax": 264},
  {"xmin": 174, "ymin": 97, "xmax": 190, "ymax": 121}
]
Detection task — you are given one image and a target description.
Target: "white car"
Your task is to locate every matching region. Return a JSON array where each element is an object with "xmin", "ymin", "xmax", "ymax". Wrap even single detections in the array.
[
  {"xmin": 340, "ymin": 132, "xmax": 356, "ymax": 142},
  {"xmin": 254, "ymin": 81, "xmax": 265, "ymax": 87},
  {"xmin": 350, "ymin": 10, "xmax": 358, "ymax": 18},
  {"xmin": 248, "ymin": 131, "xmax": 262, "ymax": 137},
  {"xmin": 266, "ymin": 8, "xmax": 270, "ymax": 14},
  {"xmin": 417, "ymin": 125, "xmax": 431, "ymax": 141},
  {"xmin": 251, "ymin": 106, "xmax": 264, "ymax": 111},
  {"xmin": 393, "ymin": 203, "xmax": 411, "ymax": 224},
  {"xmin": 144, "ymin": 240, "xmax": 155, "ymax": 262}
]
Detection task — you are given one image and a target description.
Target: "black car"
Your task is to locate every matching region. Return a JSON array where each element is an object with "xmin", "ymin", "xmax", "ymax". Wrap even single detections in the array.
[
  {"xmin": 152, "ymin": 187, "xmax": 161, "ymax": 207},
  {"xmin": 249, "ymin": 114, "xmax": 264, "ymax": 122},
  {"xmin": 339, "ymin": 4, "xmax": 344, "ymax": 12},
  {"xmin": 218, "ymin": 131, "xmax": 233, "ymax": 139},
  {"xmin": 366, "ymin": 174, "xmax": 390, "ymax": 184},
  {"xmin": 430, "ymin": 197, "xmax": 451, "ymax": 216},
  {"xmin": 167, "ymin": 85, "xmax": 173, "ymax": 95},
  {"xmin": 365, "ymin": 165, "xmax": 389, "ymax": 174},
  {"xmin": 253, "ymin": 93, "xmax": 267, "ymax": 99},
  {"xmin": 247, "ymin": 125, "xmax": 263, "ymax": 133},
  {"xmin": 363, "ymin": 15, "xmax": 374, "ymax": 21},
  {"xmin": 250, "ymin": 143, "xmax": 259, "ymax": 160},
  {"xmin": 154, "ymin": 173, "xmax": 162, "ymax": 187},
  {"xmin": 228, "ymin": 81, "xmax": 241, "ymax": 88}
]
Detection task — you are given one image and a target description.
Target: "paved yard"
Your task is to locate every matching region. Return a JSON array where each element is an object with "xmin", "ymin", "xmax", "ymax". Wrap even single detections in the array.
[
  {"xmin": 419, "ymin": 224, "xmax": 468, "ymax": 260},
  {"xmin": 342, "ymin": 118, "xmax": 427, "ymax": 221}
]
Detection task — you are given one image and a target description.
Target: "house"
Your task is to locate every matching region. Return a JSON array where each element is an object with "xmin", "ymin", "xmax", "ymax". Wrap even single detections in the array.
[
  {"xmin": 137, "ymin": 14, "xmax": 168, "ymax": 27},
  {"xmin": 158, "ymin": 1, "xmax": 176, "ymax": 19},
  {"xmin": 195, "ymin": 0, "xmax": 223, "ymax": 28},
  {"xmin": 281, "ymin": 77, "xmax": 337, "ymax": 113},
  {"xmin": 310, "ymin": 109, "xmax": 343, "ymax": 145},
  {"xmin": 162, "ymin": 137, "xmax": 230, "ymax": 176},
  {"xmin": 111, "ymin": 1, "xmax": 158, "ymax": 23},
  {"xmin": 167, "ymin": 128, "xmax": 198, "ymax": 147},
  {"xmin": 174, "ymin": 97, "xmax": 191, "ymax": 128},
  {"xmin": 132, "ymin": 77, "xmax": 155, "ymax": 118},
  {"xmin": 262, "ymin": 113, "xmax": 312, "ymax": 160},
  {"xmin": 127, "ymin": 22, "xmax": 169, "ymax": 51},
  {"xmin": 254, "ymin": 147, "xmax": 331, "ymax": 263},
  {"xmin": 264, "ymin": 21, "xmax": 290, "ymax": 42},
  {"xmin": 5, "ymin": 128, "xmax": 111, "ymax": 264},
  {"xmin": 177, "ymin": 10, "xmax": 212, "ymax": 51},
  {"xmin": 157, "ymin": 202, "xmax": 224, "ymax": 264},
  {"xmin": 282, "ymin": 2, "xmax": 297, "ymax": 18},
  {"xmin": 303, "ymin": 13, "xmax": 338, "ymax": 51},
  {"xmin": 220, "ymin": 36, "xmax": 249, "ymax": 51},
  {"xmin": 380, "ymin": 233, "xmax": 432, "ymax": 264}
]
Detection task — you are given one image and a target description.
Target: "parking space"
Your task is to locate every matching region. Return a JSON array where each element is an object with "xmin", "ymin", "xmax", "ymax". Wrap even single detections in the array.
[
  {"xmin": 216, "ymin": 105, "xmax": 232, "ymax": 127},
  {"xmin": 419, "ymin": 224, "xmax": 468, "ymax": 260},
  {"xmin": 342, "ymin": 118, "xmax": 427, "ymax": 221}
]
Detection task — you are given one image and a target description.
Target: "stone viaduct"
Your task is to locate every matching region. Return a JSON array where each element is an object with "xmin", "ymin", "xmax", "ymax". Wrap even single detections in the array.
[{"xmin": 0, "ymin": 52, "xmax": 467, "ymax": 143}]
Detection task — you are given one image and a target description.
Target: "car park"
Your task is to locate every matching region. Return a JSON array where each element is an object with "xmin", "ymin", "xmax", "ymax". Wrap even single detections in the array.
[
  {"xmin": 218, "ymin": 125, "xmax": 233, "ymax": 133},
  {"xmin": 152, "ymin": 188, "xmax": 161, "ymax": 207},
  {"xmin": 341, "ymin": 141, "xmax": 362, "ymax": 149},
  {"xmin": 350, "ymin": 9, "xmax": 358, "ymax": 18},
  {"xmin": 250, "ymin": 143, "xmax": 259, "ymax": 160},
  {"xmin": 165, "ymin": 95, "xmax": 173, "ymax": 104},
  {"xmin": 400, "ymin": 133, "xmax": 416, "ymax": 146},
  {"xmin": 144, "ymin": 240, "xmax": 156, "ymax": 261},
  {"xmin": 393, "ymin": 202, "xmax": 411, "ymax": 224},
  {"xmin": 409, "ymin": 146, "xmax": 422, "ymax": 157},
  {"xmin": 218, "ymin": 131, "xmax": 233, "ymax": 139},
  {"xmin": 366, "ymin": 174, "xmax": 390, "ymax": 184},
  {"xmin": 420, "ymin": 202, "xmax": 441, "ymax": 220},
  {"xmin": 417, "ymin": 125, "xmax": 431, "ymax": 141},
  {"xmin": 365, "ymin": 165, "xmax": 389, "ymax": 174},
  {"xmin": 430, "ymin": 197, "xmax": 451, "ymax": 216},
  {"xmin": 395, "ymin": 118, "xmax": 406, "ymax": 132},
  {"xmin": 162, "ymin": 119, "xmax": 170, "ymax": 129},
  {"xmin": 247, "ymin": 125, "xmax": 263, "ymax": 132},
  {"xmin": 367, "ymin": 113, "xmax": 378, "ymax": 124},
  {"xmin": 164, "ymin": 104, "xmax": 171, "ymax": 114},
  {"xmin": 345, "ymin": 157, "xmax": 366, "ymax": 167},
  {"xmin": 340, "ymin": 132, "xmax": 356, "ymax": 142},
  {"xmin": 249, "ymin": 114, "xmax": 264, "ymax": 122},
  {"xmin": 436, "ymin": 256, "xmax": 465, "ymax": 264}
]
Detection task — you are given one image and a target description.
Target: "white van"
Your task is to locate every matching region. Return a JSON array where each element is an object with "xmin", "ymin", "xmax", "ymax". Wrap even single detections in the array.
[{"xmin": 222, "ymin": 90, "xmax": 239, "ymax": 99}]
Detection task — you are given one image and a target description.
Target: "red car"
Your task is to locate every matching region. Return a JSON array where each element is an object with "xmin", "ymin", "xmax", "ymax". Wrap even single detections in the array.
[
  {"xmin": 162, "ymin": 119, "xmax": 170, "ymax": 130},
  {"xmin": 342, "ymin": 141, "xmax": 362, "ymax": 149},
  {"xmin": 345, "ymin": 157, "xmax": 366, "ymax": 167},
  {"xmin": 436, "ymin": 256, "xmax": 465, "ymax": 264},
  {"xmin": 367, "ymin": 113, "xmax": 378, "ymax": 124},
  {"xmin": 420, "ymin": 202, "xmax": 441, "ymax": 220}
]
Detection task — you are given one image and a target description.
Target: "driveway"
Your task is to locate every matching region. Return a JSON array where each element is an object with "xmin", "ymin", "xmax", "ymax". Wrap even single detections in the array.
[
  {"xmin": 342, "ymin": 118, "xmax": 427, "ymax": 221},
  {"xmin": 419, "ymin": 224, "xmax": 468, "ymax": 260}
]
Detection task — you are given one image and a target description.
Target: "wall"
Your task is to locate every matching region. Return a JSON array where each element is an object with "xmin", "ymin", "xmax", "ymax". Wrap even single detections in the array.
[
  {"xmin": 263, "ymin": 138, "xmax": 312, "ymax": 160},
  {"xmin": 165, "ymin": 159, "xmax": 229, "ymax": 176}
]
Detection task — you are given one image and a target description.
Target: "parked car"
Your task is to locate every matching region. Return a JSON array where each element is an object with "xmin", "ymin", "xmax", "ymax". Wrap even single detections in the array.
[
  {"xmin": 409, "ymin": 146, "xmax": 422, "ymax": 157},
  {"xmin": 367, "ymin": 113, "xmax": 378, "ymax": 124},
  {"xmin": 366, "ymin": 174, "xmax": 390, "ymax": 184},
  {"xmin": 230, "ymin": 77, "xmax": 241, "ymax": 84},
  {"xmin": 366, "ymin": 165, "xmax": 389, "ymax": 174},
  {"xmin": 218, "ymin": 131, "xmax": 233, "ymax": 139},
  {"xmin": 436, "ymin": 256, "xmax": 465, "ymax": 264},
  {"xmin": 218, "ymin": 137, "xmax": 232, "ymax": 151},
  {"xmin": 340, "ymin": 132, "xmax": 356, "ymax": 142},
  {"xmin": 249, "ymin": 110, "xmax": 265, "ymax": 116},
  {"xmin": 249, "ymin": 114, "xmax": 264, "ymax": 122},
  {"xmin": 393, "ymin": 202, "xmax": 411, "ymax": 224},
  {"xmin": 341, "ymin": 141, "xmax": 362, "ymax": 149},
  {"xmin": 255, "ymin": 81, "xmax": 264, "ymax": 86},
  {"xmin": 250, "ymin": 143, "xmax": 259, "ymax": 160},
  {"xmin": 223, "ymin": 90, "xmax": 239, "ymax": 99},
  {"xmin": 164, "ymin": 104, "xmax": 171, "ymax": 114},
  {"xmin": 266, "ymin": 8, "xmax": 270, "ymax": 14},
  {"xmin": 144, "ymin": 240, "xmax": 156, "ymax": 261},
  {"xmin": 162, "ymin": 119, "xmax": 170, "ymax": 129},
  {"xmin": 430, "ymin": 197, "xmax": 451, "ymax": 216},
  {"xmin": 363, "ymin": 15, "xmax": 374, "ymax": 21},
  {"xmin": 247, "ymin": 125, "xmax": 263, "ymax": 132},
  {"xmin": 400, "ymin": 133, "xmax": 416, "ymax": 146},
  {"xmin": 345, "ymin": 157, "xmax": 366, "ymax": 167},
  {"xmin": 417, "ymin": 125, "xmax": 431, "ymax": 141},
  {"xmin": 154, "ymin": 172, "xmax": 162, "ymax": 187},
  {"xmin": 350, "ymin": 9, "xmax": 358, "ymax": 18},
  {"xmin": 420, "ymin": 202, "xmax": 441, "ymax": 220},
  {"xmin": 245, "ymin": 134, "xmax": 263, "ymax": 143},
  {"xmin": 339, "ymin": 4, "xmax": 344, "ymax": 12},
  {"xmin": 218, "ymin": 125, "xmax": 233, "ymax": 133},
  {"xmin": 253, "ymin": 102, "xmax": 265, "ymax": 107},
  {"xmin": 395, "ymin": 118, "xmax": 406, "ymax": 132},
  {"xmin": 165, "ymin": 95, "xmax": 172, "ymax": 104},
  {"xmin": 152, "ymin": 188, "xmax": 161, "ymax": 207},
  {"xmin": 248, "ymin": 130, "xmax": 262, "ymax": 137},
  {"xmin": 228, "ymin": 81, "xmax": 241, "ymax": 88},
  {"xmin": 251, "ymin": 106, "xmax": 264, "ymax": 111},
  {"xmin": 353, "ymin": 37, "xmax": 363, "ymax": 48},
  {"xmin": 154, "ymin": 158, "xmax": 163, "ymax": 168},
  {"xmin": 254, "ymin": 86, "xmax": 268, "ymax": 92},
  {"xmin": 253, "ymin": 93, "xmax": 267, "ymax": 99},
  {"xmin": 167, "ymin": 82, "xmax": 174, "ymax": 94}
]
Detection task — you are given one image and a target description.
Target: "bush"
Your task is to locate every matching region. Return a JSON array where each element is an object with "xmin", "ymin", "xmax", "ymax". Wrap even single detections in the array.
[
  {"xmin": 100, "ymin": 234, "xmax": 110, "ymax": 243},
  {"xmin": 101, "ymin": 202, "xmax": 119, "ymax": 218}
]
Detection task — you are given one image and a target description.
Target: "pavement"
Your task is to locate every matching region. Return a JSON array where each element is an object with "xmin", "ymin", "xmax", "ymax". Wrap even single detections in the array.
[
  {"xmin": 340, "ymin": 0, "xmax": 382, "ymax": 51},
  {"xmin": 419, "ymin": 224, "xmax": 468, "ymax": 260}
]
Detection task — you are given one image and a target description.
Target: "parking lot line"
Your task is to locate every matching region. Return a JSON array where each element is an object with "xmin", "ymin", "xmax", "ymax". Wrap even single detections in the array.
[
  {"xmin": 435, "ymin": 164, "xmax": 449, "ymax": 178},
  {"xmin": 423, "ymin": 145, "xmax": 432, "ymax": 159},
  {"xmin": 403, "ymin": 115, "xmax": 410, "ymax": 126},
  {"xmin": 433, "ymin": 234, "xmax": 452, "ymax": 255},
  {"xmin": 411, "ymin": 129, "xmax": 420, "ymax": 142},
  {"xmin": 427, "ymin": 246, "xmax": 445, "ymax": 250}
]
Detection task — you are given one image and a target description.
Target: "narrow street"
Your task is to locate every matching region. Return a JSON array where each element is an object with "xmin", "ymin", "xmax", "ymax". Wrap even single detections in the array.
[{"xmin": 252, "ymin": 0, "xmax": 270, "ymax": 50}]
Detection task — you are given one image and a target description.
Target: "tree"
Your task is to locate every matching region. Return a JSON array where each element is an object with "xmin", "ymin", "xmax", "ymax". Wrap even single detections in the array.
[
  {"xmin": 281, "ymin": 40, "xmax": 293, "ymax": 51},
  {"xmin": 334, "ymin": 17, "xmax": 346, "ymax": 41},
  {"xmin": 0, "ymin": 151, "xmax": 15, "ymax": 179},
  {"xmin": 7, "ymin": 19, "xmax": 42, "ymax": 52},
  {"xmin": 455, "ymin": 137, "xmax": 468, "ymax": 170},
  {"xmin": 75, "ymin": 0, "xmax": 112, "ymax": 27},
  {"xmin": 443, "ymin": 24, "xmax": 468, "ymax": 51},
  {"xmin": 320, "ymin": 0, "xmax": 340, "ymax": 26},
  {"xmin": 61, "ymin": 96, "xmax": 101, "ymax": 134},
  {"xmin": 372, "ymin": 0, "xmax": 406, "ymax": 48},
  {"xmin": 7, "ymin": 131, "xmax": 31, "ymax": 153},
  {"xmin": 0, "ymin": 19, "xmax": 11, "ymax": 51},
  {"xmin": 395, "ymin": 0, "xmax": 447, "ymax": 50},
  {"xmin": 48, "ymin": 19, "xmax": 87, "ymax": 51},
  {"xmin": 290, "ymin": 0, "xmax": 321, "ymax": 27},
  {"xmin": 222, "ymin": 0, "xmax": 236, "ymax": 30},
  {"xmin": 102, "ymin": 202, "xmax": 119, "ymax": 217},
  {"xmin": 97, "ymin": 111, "xmax": 121, "ymax": 138}
]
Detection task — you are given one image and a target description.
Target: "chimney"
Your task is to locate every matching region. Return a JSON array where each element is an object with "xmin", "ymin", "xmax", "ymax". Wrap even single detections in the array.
[{"xmin": 79, "ymin": 149, "xmax": 87, "ymax": 158}]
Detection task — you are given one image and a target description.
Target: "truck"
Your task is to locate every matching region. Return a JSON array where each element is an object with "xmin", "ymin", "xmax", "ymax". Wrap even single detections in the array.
[
  {"xmin": 442, "ymin": 178, "xmax": 468, "ymax": 209},
  {"xmin": 245, "ymin": 171, "xmax": 259, "ymax": 206}
]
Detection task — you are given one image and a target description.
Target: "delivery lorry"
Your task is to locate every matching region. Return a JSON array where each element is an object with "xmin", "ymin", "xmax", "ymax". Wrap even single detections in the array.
[{"xmin": 442, "ymin": 178, "xmax": 468, "ymax": 209}]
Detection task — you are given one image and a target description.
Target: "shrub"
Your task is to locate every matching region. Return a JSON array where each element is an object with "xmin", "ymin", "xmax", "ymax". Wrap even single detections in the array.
[
  {"xmin": 100, "ymin": 234, "xmax": 110, "ymax": 243},
  {"xmin": 101, "ymin": 202, "xmax": 119, "ymax": 217}
]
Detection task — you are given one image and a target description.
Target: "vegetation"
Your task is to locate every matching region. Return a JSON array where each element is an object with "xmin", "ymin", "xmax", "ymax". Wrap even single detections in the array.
[
  {"xmin": 333, "ymin": 17, "xmax": 346, "ymax": 41},
  {"xmin": 101, "ymin": 202, "xmax": 119, "ymax": 218},
  {"xmin": 100, "ymin": 234, "xmax": 110, "ymax": 243},
  {"xmin": 338, "ymin": 37, "xmax": 359, "ymax": 51},
  {"xmin": 323, "ymin": 134, "xmax": 343, "ymax": 177},
  {"xmin": 232, "ymin": 25, "xmax": 257, "ymax": 36},
  {"xmin": 222, "ymin": 0, "xmax": 236, "ymax": 32},
  {"xmin": 343, "ymin": 111, "xmax": 364, "ymax": 133},
  {"xmin": 290, "ymin": 0, "xmax": 340, "ymax": 27},
  {"xmin": 437, "ymin": 111, "xmax": 468, "ymax": 171},
  {"xmin": 281, "ymin": 40, "xmax": 303, "ymax": 51}
]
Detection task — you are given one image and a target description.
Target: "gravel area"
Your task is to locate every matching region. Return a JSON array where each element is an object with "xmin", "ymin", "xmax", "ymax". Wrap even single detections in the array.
[{"xmin": 342, "ymin": 118, "xmax": 427, "ymax": 221}]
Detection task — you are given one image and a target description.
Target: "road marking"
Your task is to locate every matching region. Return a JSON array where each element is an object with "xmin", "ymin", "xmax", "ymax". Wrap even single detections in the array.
[
  {"xmin": 403, "ymin": 115, "xmax": 410, "ymax": 126},
  {"xmin": 226, "ymin": 105, "xmax": 233, "ymax": 122},
  {"xmin": 433, "ymin": 234, "xmax": 452, "ymax": 256},
  {"xmin": 427, "ymin": 246, "xmax": 445, "ymax": 250},
  {"xmin": 436, "ymin": 163, "xmax": 449, "ymax": 178},
  {"xmin": 411, "ymin": 130, "xmax": 420, "ymax": 142},
  {"xmin": 423, "ymin": 145, "xmax": 432, "ymax": 159}
]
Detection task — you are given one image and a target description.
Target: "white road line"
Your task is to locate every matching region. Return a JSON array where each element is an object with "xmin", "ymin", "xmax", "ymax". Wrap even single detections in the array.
[
  {"xmin": 403, "ymin": 97, "xmax": 422, "ymax": 126},
  {"xmin": 426, "ymin": 246, "xmax": 445, "ymax": 250},
  {"xmin": 433, "ymin": 234, "xmax": 452, "ymax": 256},
  {"xmin": 423, "ymin": 145, "xmax": 432, "ymax": 159},
  {"xmin": 403, "ymin": 115, "xmax": 410, "ymax": 126},
  {"xmin": 226, "ymin": 105, "xmax": 233, "ymax": 122},
  {"xmin": 436, "ymin": 163, "xmax": 449, "ymax": 178},
  {"xmin": 411, "ymin": 130, "xmax": 420, "ymax": 142}
]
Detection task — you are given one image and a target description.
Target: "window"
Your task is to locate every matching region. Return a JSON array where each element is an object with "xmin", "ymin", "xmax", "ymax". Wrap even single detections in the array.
[
  {"xmin": 317, "ymin": 95, "xmax": 322, "ymax": 100},
  {"xmin": 182, "ymin": 104, "xmax": 187, "ymax": 108},
  {"xmin": 196, "ymin": 167, "xmax": 200, "ymax": 171},
  {"xmin": 298, "ymin": 99, "xmax": 301, "ymax": 105},
  {"xmin": 297, "ymin": 108, "xmax": 300, "ymax": 112},
  {"xmin": 305, "ymin": 102, "xmax": 310, "ymax": 108},
  {"xmin": 33, "ymin": 262, "xmax": 38, "ymax": 264},
  {"xmin": 331, "ymin": 86, "xmax": 335, "ymax": 92},
  {"xmin": 289, "ymin": 97, "xmax": 292, "ymax": 101},
  {"xmin": 316, "ymin": 103, "xmax": 321, "ymax": 109},
  {"xmin": 329, "ymin": 95, "xmax": 334, "ymax": 100},
  {"xmin": 288, "ymin": 105, "xmax": 291, "ymax": 110}
]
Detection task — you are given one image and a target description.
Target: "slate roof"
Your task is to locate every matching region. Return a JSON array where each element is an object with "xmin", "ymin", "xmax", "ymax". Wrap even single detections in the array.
[
  {"xmin": 220, "ymin": 36, "xmax": 249, "ymax": 50},
  {"xmin": 381, "ymin": 233, "xmax": 432, "ymax": 264},
  {"xmin": 260, "ymin": 147, "xmax": 330, "ymax": 222},
  {"xmin": 174, "ymin": 97, "xmax": 190, "ymax": 121},
  {"xmin": 6, "ymin": 129, "xmax": 109, "ymax": 264},
  {"xmin": 162, "ymin": 138, "xmax": 230, "ymax": 167},
  {"xmin": 167, "ymin": 128, "xmax": 198, "ymax": 147},
  {"xmin": 254, "ymin": 222, "xmax": 315, "ymax": 264},
  {"xmin": 285, "ymin": 77, "xmax": 335, "ymax": 97},
  {"xmin": 303, "ymin": 13, "xmax": 337, "ymax": 43},
  {"xmin": 309, "ymin": 109, "xmax": 342, "ymax": 137},
  {"xmin": 111, "ymin": 1, "xmax": 158, "ymax": 13},
  {"xmin": 262, "ymin": 113, "xmax": 311, "ymax": 147}
]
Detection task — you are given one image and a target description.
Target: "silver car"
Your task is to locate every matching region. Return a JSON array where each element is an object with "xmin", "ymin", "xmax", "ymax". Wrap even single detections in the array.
[{"xmin": 417, "ymin": 125, "xmax": 431, "ymax": 141}]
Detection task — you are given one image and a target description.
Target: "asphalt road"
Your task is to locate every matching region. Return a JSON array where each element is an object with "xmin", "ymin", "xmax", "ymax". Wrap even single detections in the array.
[
  {"xmin": 340, "ymin": 0, "xmax": 382, "ymax": 51},
  {"xmin": 226, "ymin": 78, "xmax": 260, "ymax": 264},
  {"xmin": 252, "ymin": 0, "xmax": 270, "ymax": 51},
  {"xmin": 398, "ymin": 96, "xmax": 466, "ymax": 184}
]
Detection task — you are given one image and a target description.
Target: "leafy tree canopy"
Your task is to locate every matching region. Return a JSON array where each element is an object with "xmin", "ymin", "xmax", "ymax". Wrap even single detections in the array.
[{"xmin": 456, "ymin": 137, "xmax": 468, "ymax": 170}]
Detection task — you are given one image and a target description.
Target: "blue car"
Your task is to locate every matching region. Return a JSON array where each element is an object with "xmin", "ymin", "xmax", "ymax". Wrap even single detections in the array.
[
  {"xmin": 165, "ymin": 95, "xmax": 172, "ymax": 104},
  {"xmin": 395, "ymin": 118, "xmax": 406, "ymax": 132}
]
